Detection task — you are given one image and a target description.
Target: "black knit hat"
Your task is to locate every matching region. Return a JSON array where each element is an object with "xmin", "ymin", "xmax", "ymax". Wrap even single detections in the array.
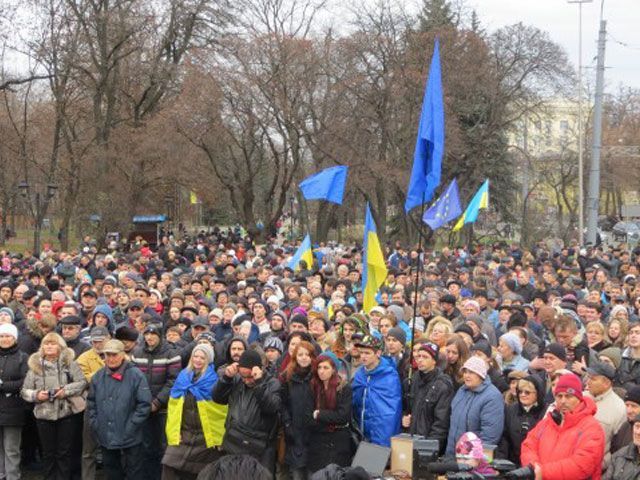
[
  {"xmin": 115, "ymin": 326, "xmax": 139, "ymax": 342},
  {"xmin": 238, "ymin": 350, "xmax": 263, "ymax": 369},
  {"xmin": 543, "ymin": 342, "xmax": 567, "ymax": 362}
]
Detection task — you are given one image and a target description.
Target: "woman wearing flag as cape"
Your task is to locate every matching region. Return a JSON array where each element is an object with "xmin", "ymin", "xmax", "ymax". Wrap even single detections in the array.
[{"xmin": 162, "ymin": 344, "xmax": 227, "ymax": 480}]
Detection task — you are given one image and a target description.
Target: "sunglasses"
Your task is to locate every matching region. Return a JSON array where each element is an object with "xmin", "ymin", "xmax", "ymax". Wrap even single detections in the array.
[{"xmin": 518, "ymin": 390, "xmax": 535, "ymax": 395}]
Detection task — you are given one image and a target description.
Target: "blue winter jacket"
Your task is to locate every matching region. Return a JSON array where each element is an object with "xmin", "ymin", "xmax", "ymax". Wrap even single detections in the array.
[
  {"xmin": 445, "ymin": 376, "xmax": 504, "ymax": 455},
  {"xmin": 352, "ymin": 356, "xmax": 402, "ymax": 447}
]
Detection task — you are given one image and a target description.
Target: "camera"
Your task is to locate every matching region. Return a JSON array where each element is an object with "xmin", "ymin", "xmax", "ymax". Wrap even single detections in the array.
[{"xmin": 48, "ymin": 389, "xmax": 57, "ymax": 402}]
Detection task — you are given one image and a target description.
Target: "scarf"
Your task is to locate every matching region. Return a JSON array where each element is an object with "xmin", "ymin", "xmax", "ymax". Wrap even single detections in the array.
[{"xmin": 170, "ymin": 364, "xmax": 218, "ymax": 401}]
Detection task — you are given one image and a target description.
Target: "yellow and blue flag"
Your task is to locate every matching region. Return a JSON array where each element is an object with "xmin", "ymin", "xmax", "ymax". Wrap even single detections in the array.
[
  {"xmin": 362, "ymin": 204, "xmax": 388, "ymax": 313},
  {"xmin": 288, "ymin": 234, "xmax": 314, "ymax": 271},
  {"xmin": 422, "ymin": 178, "xmax": 462, "ymax": 230},
  {"xmin": 299, "ymin": 166, "xmax": 349, "ymax": 205},
  {"xmin": 453, "ymin": 179, "xmax": 489, "ymax": 232},
  {"xmin": 404, "ymin": 39, "xmax": 444, "ymax": 213}
]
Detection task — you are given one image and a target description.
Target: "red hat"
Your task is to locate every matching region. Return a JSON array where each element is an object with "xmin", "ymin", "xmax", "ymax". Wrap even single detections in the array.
[{"xmin": 553, "ymin": 373, "xmax": 584, "ymax": 401}]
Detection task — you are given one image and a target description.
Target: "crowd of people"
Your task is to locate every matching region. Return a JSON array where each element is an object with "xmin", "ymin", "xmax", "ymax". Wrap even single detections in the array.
[{"xmin": 0, "ymin": 229, "xmax": 640, "ymax": 480}]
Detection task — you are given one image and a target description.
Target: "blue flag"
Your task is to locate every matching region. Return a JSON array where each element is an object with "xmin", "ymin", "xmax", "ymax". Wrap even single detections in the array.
[
  {"xmin": 422, "ymin": 178, "xmax": 462, "ymax": 230},
  {"xmin": 404, "ymin": 39, "xmax": 445, "ymax": 213},
  {"xmin": 299, "ymin": 166, "xmax": 348, "ymax": 205}
]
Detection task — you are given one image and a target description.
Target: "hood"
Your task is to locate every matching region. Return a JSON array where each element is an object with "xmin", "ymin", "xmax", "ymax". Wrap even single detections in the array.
[
  {"xmin": 225, "ymin": 336, "xmax": 248, "ymax": 364},
  {"xmin": 519, "ymin": 374, "xmax": 546, "ymax": 414},
  {"xmin": 92, "ymin": 304, "xmax": 115, "ymax": 331},
  {"xmin": 27, "ymin": 347, "xmax": 75, "ymax": 374},
  {"xmin": 549, "ymin": 395, "xmax": 598, "ymax": 431},
  {"xmin": 25, "ymin": 317, "xmax": 48, "ymax": 339}
]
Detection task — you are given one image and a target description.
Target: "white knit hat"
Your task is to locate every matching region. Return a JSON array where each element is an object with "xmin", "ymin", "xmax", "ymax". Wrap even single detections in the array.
[{"xmin": 0, "ymin": 323, "xmax": 18, "ymax": 340}]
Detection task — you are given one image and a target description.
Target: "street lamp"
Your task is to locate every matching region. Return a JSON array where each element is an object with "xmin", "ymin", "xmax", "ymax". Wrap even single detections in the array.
[
  {"xmin": 164, "ymin": 194, "xmax": 173, "ymax": 237},
  {"xmin": 18, "ymin": 181, "xmax": 58, "ymax": 254},
  {"xmin": 568, "ymin": 0, "xmax": 592, "ymax": 245}
]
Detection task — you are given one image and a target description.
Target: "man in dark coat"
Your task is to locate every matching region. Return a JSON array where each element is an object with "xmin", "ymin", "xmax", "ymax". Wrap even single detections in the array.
[
  {"xmin": 131, "ymin": 323, "xmax": 181, "ymax": 479},
  {"xmin": 402, "ymin": 342, "xmax": 453, "ymax": 453},
  {"xmin": 59, "ymin": 315, "xmax": 91, "ymax": 358},
  {"xmin": 87, "ymin": 339, "xmax": 152, "ymax": 480},
  {"xmin": 0, "ymin": 323, "xmax": 27, "ymax": 480},
  {"xmin": 212, "ymin": 349, "xmax": 281, "ymax": 474}
]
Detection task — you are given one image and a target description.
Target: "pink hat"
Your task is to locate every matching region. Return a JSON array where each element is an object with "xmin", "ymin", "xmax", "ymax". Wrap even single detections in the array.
[
  {"xmin": 554, "ymin": 373, "xmax": 584, "ymax": 401},
  {"xmin": 462, "ymin": 356, "xmax": 488, "ymax": 379},
  {"xmin": 455, "ymin": 432, "xmax": 485, "ymax": 460}
]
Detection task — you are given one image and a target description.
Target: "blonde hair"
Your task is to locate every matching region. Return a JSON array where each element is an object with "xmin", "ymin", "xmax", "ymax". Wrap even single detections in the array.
[
  {"xmin": 586, "ymin": 321, "xmax": 605, "ymax": 336},
  {"xmin": 425, "ymin": 316, "xmax": 453, "ymax": 338},
  {"xmin": 39, "ymin": 332, "xmax": 69, "ymax": 357}
]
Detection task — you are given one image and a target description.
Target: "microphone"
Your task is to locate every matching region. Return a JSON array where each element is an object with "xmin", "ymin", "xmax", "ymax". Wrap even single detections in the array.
[{"xmin": 426, "ymin": 462, "xmax": 474, "ymax": 474}]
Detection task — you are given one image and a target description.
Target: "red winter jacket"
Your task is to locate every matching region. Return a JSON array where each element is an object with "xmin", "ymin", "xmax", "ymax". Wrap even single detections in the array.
[{"xmin": 521, "ymin": 396, "xmax": 605, "ymax": 480}]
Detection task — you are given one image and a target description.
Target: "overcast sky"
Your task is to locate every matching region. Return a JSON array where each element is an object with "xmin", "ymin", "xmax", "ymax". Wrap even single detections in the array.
[{"xmin": 469, "ymin": 0, "xmax": 640, "ymax": 92}]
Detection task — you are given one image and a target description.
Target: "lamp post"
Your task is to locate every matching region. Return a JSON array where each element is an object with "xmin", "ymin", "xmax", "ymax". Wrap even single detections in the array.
[
  {"xmin": 568, "ymin": 0, "xmax": 592, "ymax": 245},
  {"xmin": 164, "ymin": 194, "xmax": 173, "ymax": 237},
  {"xmin": 18, "ymin": 181, "xmax": 58, "ymax": 254},
  {"xmin": 288, "ymin": 194, "xmax": 295, "ymax": 241}
]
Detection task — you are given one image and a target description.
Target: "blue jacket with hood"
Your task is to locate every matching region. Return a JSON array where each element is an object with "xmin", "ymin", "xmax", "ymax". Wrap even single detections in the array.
[{"xmin": 352, "ymin": 355, "xmax": 402, "ymax": 447}]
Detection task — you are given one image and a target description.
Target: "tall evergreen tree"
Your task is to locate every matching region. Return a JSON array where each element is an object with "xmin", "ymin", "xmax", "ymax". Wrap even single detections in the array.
[{"xmin": 418, "ymin": 0, "xmax": 456, "ymax": 32}]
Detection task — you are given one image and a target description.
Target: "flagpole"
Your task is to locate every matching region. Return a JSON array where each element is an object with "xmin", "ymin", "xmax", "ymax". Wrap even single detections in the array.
[{"xmin": 407, "ymin": 192, "xmax": 428, "ymax": 436}]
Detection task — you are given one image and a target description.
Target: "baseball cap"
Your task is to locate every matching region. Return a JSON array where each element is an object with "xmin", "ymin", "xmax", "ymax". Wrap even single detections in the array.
[{"xmin": 354, "ymin": 335, "xmax": 383, "ymax": 351}]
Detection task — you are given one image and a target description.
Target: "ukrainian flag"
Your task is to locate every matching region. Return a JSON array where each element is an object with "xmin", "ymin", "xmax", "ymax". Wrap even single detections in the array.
[
  {"xmin": 453, "ymin": 179, "xmax": 489, "ymax": 232},
  {"xmin": 362, "ymin": 204, "xmax": 388, "ymax": 313},
  {"xmin": 288, "ymin": 234, "xmax": 314, "ymax": 271}
]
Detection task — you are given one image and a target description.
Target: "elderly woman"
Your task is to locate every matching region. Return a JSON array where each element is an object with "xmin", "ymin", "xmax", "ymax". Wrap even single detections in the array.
[
  {"xmin": 21, "ymin": 332, "xmax": 87, "ymax": 479},
  {"xmin": 162, "ymin": 344, "xmax": 226, "ymax": 480},
  {"xmin": 497, "ymin": 332, "xmax": 530, "ymax": 373},
  {"xmin": 446, "ymin": 356, "xmax": 504, "ymax": 455}
]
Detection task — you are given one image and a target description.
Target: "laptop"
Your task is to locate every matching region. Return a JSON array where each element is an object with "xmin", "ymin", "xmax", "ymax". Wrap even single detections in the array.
[{"xmin": 351, "ymin": 441, "xmax": 392, "ymax": 477}]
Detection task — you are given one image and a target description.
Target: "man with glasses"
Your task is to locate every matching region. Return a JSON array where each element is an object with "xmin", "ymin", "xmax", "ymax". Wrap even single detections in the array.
[
  {"xmin": 59, "ymin": 315, "xmax": 90, "ymax": 358},
  {"xmin": 401, "ymin": 343, "xmax": 453, "ymax": 453}
]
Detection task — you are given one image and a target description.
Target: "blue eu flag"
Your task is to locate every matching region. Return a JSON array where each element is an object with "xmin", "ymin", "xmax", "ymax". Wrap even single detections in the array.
[
  {"xmin": 422, "ymin": 178, "xmax": 462, "ymax": 230},
  {"xmin": 299, "ymin": 166, "xmax": 348, "ymax": 205}
]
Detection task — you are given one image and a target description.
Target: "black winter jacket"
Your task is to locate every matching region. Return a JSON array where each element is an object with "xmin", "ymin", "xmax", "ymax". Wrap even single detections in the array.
[
  {"xmin": 402, "ymin": 367, "xmax": 454, "ymax": 453},
  {"xmin": 497, "ymin": 374, "xmax": 546, "ymax": 465},
  {"xmin": 131, "ymin": 340, "xmax": 181, "ymax": 410},
  {"xmin": 212, "ymin": 371, "xmax": 280, "ymax": 455},
  {"xmin": 0, "ymin": 344, "xmax": 28, "ymax": 426},
  {"xmin": 281, "ymin": 369, "xmax": 315, "ymax": 470},
  {"xmin": 307, "ymin": 383, "xmax": 353, "ymax": 473},
  {"xmin": 87, "ymin": 361, "xmax": 152, "ymax": 449}
]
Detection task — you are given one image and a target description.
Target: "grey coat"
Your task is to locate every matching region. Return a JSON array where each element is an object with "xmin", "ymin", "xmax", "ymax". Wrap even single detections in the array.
[{"xmin": 21, "ymin": 347, "xmax": 87, "ymax": 420}]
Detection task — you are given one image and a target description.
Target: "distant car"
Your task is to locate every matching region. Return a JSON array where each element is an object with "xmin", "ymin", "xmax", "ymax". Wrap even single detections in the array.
[{"xmin": 612, "ymin": 221, "xmax": 640, "ymax": 243}]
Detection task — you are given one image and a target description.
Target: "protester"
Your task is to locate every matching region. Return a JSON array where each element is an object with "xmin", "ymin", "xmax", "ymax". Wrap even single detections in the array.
[
  {"xmin": 87, "ymin": 339, "xmax": 152, "ymax": 480},
  {"xmin": 604, "ymin": 414, "xmax": 640, "ymax": 480},
  {"xmin": 446, "ymin": 356, "xmax": 504, "ymax": 455},
  {"xmin": 521, "ymin": 373, "xmax": 605, "ymax": 480},
  {"xmin": 0, "ymin": 323, "xmax": 27, "ymax": 480},
  {"xmin": 307, "ymin": 353, "xmax": 353, "ymax": 473},
  {"xmin": 21, "ymin": 332, "xmax": 87, "ymax": 480},
  {"xmin": 402, "ymin": 342, "xmax": 453, "ymax": 453},
  {"xmin": 497, "ymin": 374, "xmax": 546, "ymax": 465},
  {"xmin": 280, "ymin": 340, "xmax": 316, "ymax": 479},
  {"xmin": 162, "ymin": 344, "xmax": 227, "ymax": 480},
  {"xmin": 351, "ymin": 335, "xmax": 402, "ymax": 447},
  {"xmin": 212, "ymin": 349, "xmax": 281, "ymax": 473}
]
